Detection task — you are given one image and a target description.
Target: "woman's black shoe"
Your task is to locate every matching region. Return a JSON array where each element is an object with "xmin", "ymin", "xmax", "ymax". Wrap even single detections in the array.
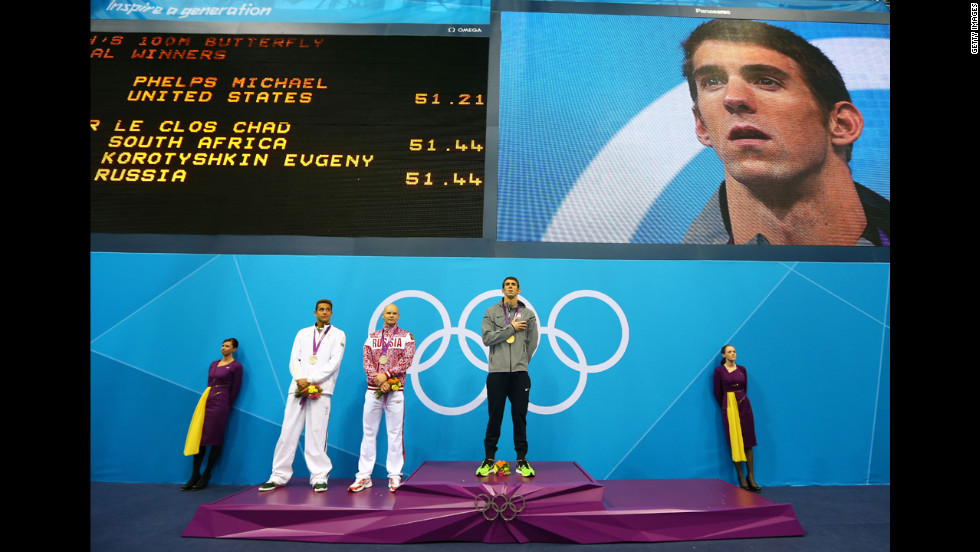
[
  {"xmin": 747, "ymin": 483, "xmax": 762, "ymax": 493},
  {"xmin": 181, "ymin": 475, "xmax": 200, "ymax": 491},
  {"xmin": 191, "ymin": 473, "xmax": 211, "ymax": 490}
]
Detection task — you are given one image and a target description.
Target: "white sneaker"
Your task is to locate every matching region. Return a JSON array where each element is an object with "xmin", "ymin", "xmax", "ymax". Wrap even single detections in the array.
[
  {"xmin": 347, "ymin": 478, "xmax": 372, "ymax": 493},
  {"xmin": 388, "ymin": 476, "xmax": 402, "ymax": 492}
]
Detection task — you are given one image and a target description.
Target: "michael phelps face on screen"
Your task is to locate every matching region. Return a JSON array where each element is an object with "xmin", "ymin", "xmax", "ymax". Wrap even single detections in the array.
[{"xmin": 690, "ymin": 40, "xmax": 839, "ymax": 189}]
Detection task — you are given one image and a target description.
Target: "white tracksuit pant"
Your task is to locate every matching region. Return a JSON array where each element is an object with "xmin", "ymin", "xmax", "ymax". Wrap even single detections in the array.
[
  {"xmin": 355, "ymin": 389, "xmax": 405, "ymax": 480},
  {"xmin": 268, "ymin": 394, "xmax": 332, "ymax": 486}
]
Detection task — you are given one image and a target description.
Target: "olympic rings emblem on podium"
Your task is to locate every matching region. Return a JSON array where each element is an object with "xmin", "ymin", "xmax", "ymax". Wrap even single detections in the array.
[
  {"xmin": 368, "ymin": 289, "xmax": 629, "ymax": 416},
  {"xmin": 473, "ymin": 491, "xmax": 526, "ymax": 521}
]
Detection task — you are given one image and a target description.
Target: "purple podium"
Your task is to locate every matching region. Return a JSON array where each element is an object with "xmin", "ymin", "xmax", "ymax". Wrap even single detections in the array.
[{"xmin": 182, "ymin": 461, "xmax": 804, "ymax": 544}]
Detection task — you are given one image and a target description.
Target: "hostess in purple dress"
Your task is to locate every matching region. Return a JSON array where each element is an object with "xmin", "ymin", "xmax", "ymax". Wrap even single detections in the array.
[
  {"xmin": 712, "ymin": 364, "xmax": 756, "ymax": 449},
  {"xmin": 200, "ymin": 360, "xmax": 243, "ymax": 446}
]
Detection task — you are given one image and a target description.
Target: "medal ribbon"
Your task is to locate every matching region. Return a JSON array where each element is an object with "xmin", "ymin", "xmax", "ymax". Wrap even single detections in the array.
[
  {"xmin": 312, "ymin": 325, "xmax": 331, "ymax": 357},
  {"xmin": 380, "ymin": 325, "xmax": 394, "ymax": 358},
  {"xmin": 501, "ymin": 300, "xmax": 519, "ymax": 325}
]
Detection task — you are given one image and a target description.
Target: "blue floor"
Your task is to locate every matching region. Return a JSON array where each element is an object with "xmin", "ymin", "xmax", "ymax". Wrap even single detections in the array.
[{"xmin": 91, "ymin": 481, "xmax": 888, "ymax": 551}]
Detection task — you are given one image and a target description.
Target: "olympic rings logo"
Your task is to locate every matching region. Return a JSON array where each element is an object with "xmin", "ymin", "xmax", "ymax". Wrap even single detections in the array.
[
  {"xmin": 368, "ymin": 289, "xmax": 629, "ymax": 416},
  {"xmin": 473, "ymin": 492, "xmax": 526, "ymax": 521}
]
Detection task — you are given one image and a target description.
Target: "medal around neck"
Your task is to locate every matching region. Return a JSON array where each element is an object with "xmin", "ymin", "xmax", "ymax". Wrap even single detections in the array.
[
  {"xmin": 503, "ymin": 300, "xmax": 520, "ymax": 344},
  {"xmin": 310, "ymin": 325, "xmax": 330, "ymax": 365}
]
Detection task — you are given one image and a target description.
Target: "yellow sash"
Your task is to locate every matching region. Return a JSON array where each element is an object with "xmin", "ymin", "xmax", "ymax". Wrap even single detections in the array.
[
  {"xmin": 725, "ymin": 391, "xmax": 747, "ymax": 462},
  {"xmin": 183, "ymin": 387, "xmax": 210, "ymax": 456}
]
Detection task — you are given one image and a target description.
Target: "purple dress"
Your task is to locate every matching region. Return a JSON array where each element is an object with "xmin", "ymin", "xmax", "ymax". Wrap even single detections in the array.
[
  {"xmin": 712, "ymin": 364, "xmax": 756, "ymax": 449},
  {"xmin": 200, "ymin": 360, "xmax": 243, "ymax": 446}
]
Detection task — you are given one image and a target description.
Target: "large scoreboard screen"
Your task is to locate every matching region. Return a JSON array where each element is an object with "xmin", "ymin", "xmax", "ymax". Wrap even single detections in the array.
[
  {"xmin": 90, "ymin": 31, "xmax": 488, "ymax": 238},
  {"xmin": 90, "ymin": 1, "xmax": 889, "ymax": 259}
]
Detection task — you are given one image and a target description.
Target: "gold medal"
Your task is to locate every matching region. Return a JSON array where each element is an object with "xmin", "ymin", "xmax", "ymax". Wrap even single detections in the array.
[
  {"xmin": 379, "ymin": 354, "xmax": 388, "ymax": 365},
  {"xmin": 309, "ymin": 355, "xmax": 318, "ymax": 364},
  {"xmin": 506, "ymin": 335, "xmax": 516, "ymax": 343}
]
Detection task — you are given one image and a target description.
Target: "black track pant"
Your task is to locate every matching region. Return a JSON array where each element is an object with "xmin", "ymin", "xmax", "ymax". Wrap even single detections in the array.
[{"xmin": 483, "ymin": 371, "xmax": 531, "ymax": 460}]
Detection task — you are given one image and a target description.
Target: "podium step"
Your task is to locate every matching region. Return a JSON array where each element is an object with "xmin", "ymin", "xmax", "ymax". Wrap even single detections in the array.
[{"xmin": 182, "ymin": 461, "xmax": 804, "ymax": 544}]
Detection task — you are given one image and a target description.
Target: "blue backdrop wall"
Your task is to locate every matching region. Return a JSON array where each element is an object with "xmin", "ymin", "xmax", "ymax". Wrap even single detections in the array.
[{"xmin": 90, "ymin": 252, "xmax": 889, "ymax": 486}]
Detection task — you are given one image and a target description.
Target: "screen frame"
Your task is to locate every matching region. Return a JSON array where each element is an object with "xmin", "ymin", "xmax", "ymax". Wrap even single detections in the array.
[{"xmin": 90, "ymin": 2, "xmax": 889, "ymax": 263}]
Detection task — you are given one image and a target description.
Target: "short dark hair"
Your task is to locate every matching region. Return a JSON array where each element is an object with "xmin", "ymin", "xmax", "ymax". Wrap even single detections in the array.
[
  {"xmin": 223, "ymin": 338, "xmax": 239, "ymax": 348},
  {"xmin": 502, "ymin": 276, "xmax": 520, "ymax": 288},
  {"xmin": 315, "ymin": 299, "xmax": 333, "ymax": 310},
  {"xmin": 682, "ymin": 19, "xmax": 854, "ymax": 161}
]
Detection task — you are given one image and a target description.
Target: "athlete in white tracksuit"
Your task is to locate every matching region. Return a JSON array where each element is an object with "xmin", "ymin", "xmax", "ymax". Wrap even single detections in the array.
[{"xmin": 263, "ymin": 300, "xmax": 346, "ymax": 490}]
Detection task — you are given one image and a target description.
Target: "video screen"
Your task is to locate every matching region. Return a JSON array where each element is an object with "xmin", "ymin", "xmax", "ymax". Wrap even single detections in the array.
[
  {"xmin": 90, "ymin": 1, "xmax": 890, "ymax": 256},
  {"xmin": 497, "ymin": 11, "xmax": 889, "ymax": 247}
]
